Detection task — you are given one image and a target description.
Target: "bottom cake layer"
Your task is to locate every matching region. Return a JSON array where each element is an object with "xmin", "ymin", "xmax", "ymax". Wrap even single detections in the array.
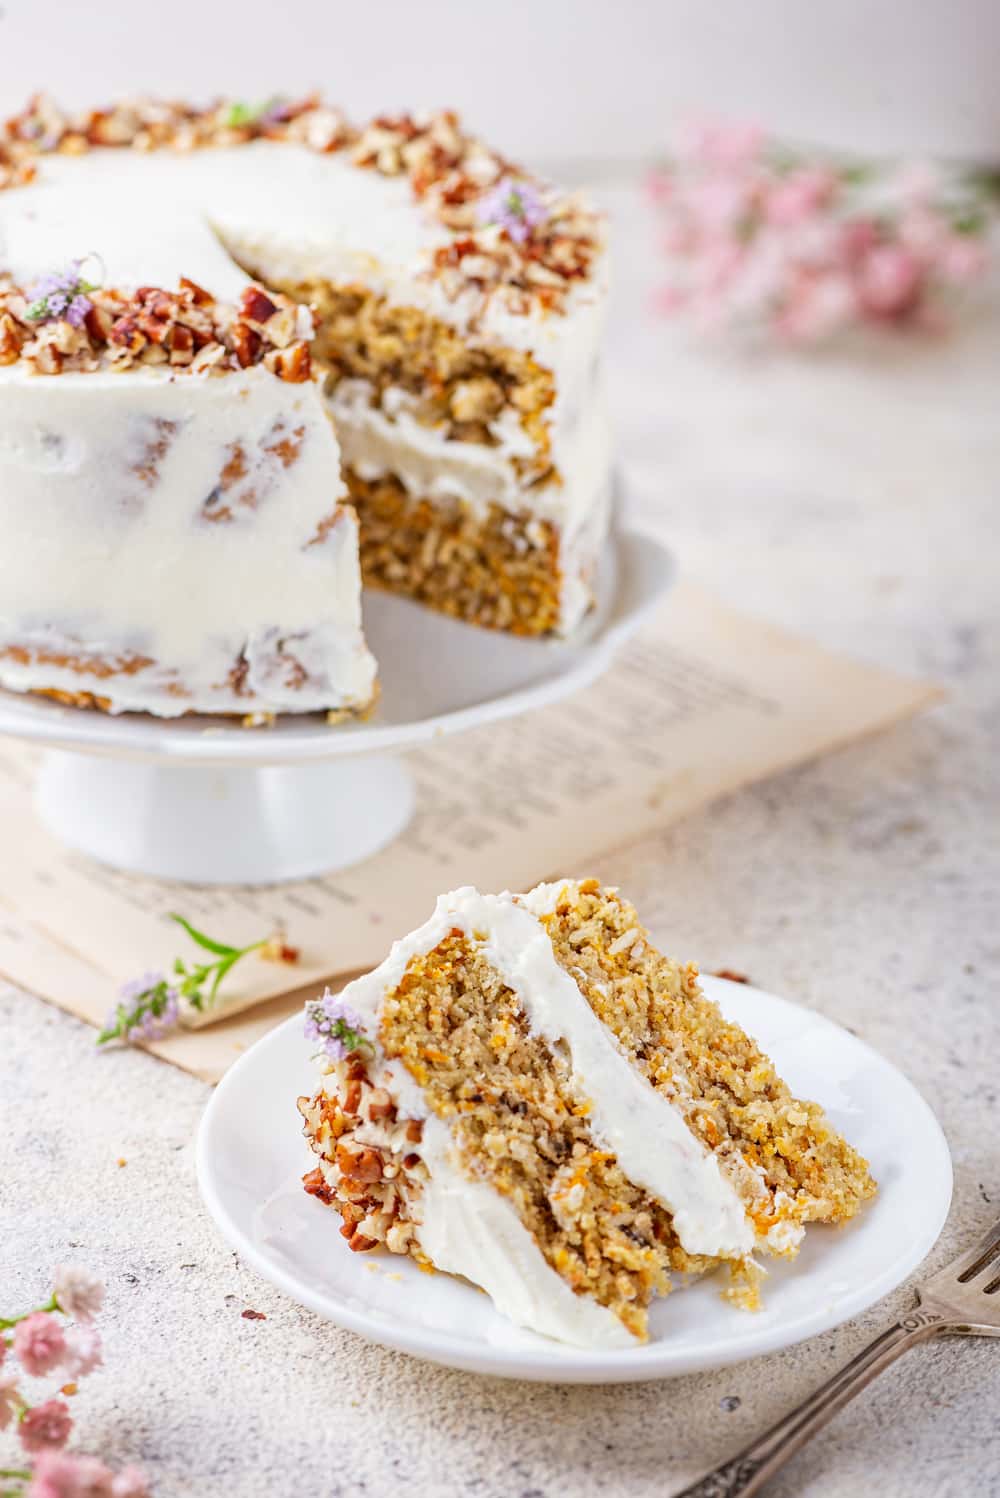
[
  {"xmin": 0, "ymin": 631, "xmax": 378, "ymax": 721},
  {"xmin": 347, "ymin": 469, "xmax": 608, "ymax": 638}
]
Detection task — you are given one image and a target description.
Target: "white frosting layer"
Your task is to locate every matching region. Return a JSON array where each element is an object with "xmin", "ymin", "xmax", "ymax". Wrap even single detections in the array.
[
  {"xmin": 332, "ymin": 885, "xmax": 755, "ymax": 1347},
  {"xmin": 0, "ymin": 365, "xmax": 376, "ymax": 714},
  {"xmin": 382, "ymin": 1059, "xmax": 632, "ymax": 1350},
  {"xmin": 1, "ymin": 143, "xmax": 608, "ymax": 372},
  {"xmin": 329, "ymin": 375, "xmax": 612, "ymax": 635},
  {"xmin": 1, "ymin": 151, "xmax": 610, "ymax": 527},
  {"xmin": 329, "ymin": 375, "xmax": 611, "ymax": 526}
]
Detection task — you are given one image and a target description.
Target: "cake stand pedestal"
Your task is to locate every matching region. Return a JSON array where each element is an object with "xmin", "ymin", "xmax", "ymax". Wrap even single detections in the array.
[
  {"xmin": 0, "ymin": 527, "xmax": 673, "ymax": 886},
  {"xmin": 34, "ymin": 753, "xmax": 415, "ymax": 885}
]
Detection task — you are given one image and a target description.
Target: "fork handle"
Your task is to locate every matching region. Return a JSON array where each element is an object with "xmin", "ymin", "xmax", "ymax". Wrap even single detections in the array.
[{"xmin": 675, "ymin": 1308, "xmax": 948, "ymax": 1497}]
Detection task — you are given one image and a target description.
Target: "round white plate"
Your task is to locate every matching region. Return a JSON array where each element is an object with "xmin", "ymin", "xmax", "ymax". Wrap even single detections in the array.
[{"xmin": 196, "ymin": 976, "xmax": 952, "ymax": 1382}]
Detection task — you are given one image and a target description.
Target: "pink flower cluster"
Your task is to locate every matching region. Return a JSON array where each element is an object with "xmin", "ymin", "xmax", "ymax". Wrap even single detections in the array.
[
  {"xmin": 648, "ymin": 120, "xmax": 994, "ymax": 342},
  {"xmin": 1, "ymin": 1267, "xmax": 149, "ymax": 1497}
]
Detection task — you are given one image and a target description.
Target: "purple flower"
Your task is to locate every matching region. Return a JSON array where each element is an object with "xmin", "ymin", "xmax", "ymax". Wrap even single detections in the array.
[
  {"xmin": 304, "ymin": 988, "xmax": 370, "ymax": 1061},
  {"xmin": 478, "ymin": 176, "xmax": 548, "ymax": 244},
  {"xmin": 66, "ymin": 293, "xmax": 93, "ymax": 327},
  {"xmin": 100, "ymin": 971, "xmax": 180, "ymax": 1045},
  {"xmin": 25, "ymin": 259, "xmax": 98, "ymax": 326}
]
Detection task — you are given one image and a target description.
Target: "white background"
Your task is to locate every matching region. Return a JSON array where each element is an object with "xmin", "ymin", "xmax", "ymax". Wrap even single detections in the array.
[{"xmin": 1, "ymin": 0, "xmax": 999, "ymax": 164}]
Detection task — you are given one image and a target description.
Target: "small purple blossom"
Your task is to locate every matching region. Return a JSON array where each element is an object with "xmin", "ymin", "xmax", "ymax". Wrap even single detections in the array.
[
  {"xmin": 98, "ymin": 915, "xmax": 269, "ymax": 1048},
  {"xmin": 478, "ymin": 176, "xmax": 548, "ymax": 244},
  {"xmin": 304, "ymin": 988, "xmax": 371, "ymax": 1061},
  {"xmin": 25, "ymin": 258, "xmax": 99, "ymax": 326},
  {"xmin": 100, "ymin": 971, "xmax": 180, "ymax": 1045}
]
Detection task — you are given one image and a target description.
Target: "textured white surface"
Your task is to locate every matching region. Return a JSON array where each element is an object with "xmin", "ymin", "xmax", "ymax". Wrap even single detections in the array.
[{"xmin": 3, "ymin": 181, "xmax": 999, "ymax": 1495}]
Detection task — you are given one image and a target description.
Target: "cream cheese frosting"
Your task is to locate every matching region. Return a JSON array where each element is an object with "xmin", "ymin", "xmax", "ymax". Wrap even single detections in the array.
[{"xmin": 0, "ymin": 363, "xmax": 376, "ymax": 714}]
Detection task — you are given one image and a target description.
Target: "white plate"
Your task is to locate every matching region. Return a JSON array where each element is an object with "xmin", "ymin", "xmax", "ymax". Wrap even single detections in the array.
[{"xmin": 196, "ymin": 976, "xmax": 952, "ymax": 1382}]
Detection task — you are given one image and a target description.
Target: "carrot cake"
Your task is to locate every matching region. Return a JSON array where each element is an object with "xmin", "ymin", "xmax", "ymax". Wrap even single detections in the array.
[
  {"xmin": 297, "ymin": 879, "xmax": 876, "ymax": 1347},
  {"xmin": 0, "ymin": 97, "xmax": 610, "ymax": 719}
]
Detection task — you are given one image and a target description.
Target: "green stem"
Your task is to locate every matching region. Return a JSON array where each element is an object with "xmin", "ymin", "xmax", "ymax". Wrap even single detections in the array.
[{"xmin": 0, "ymin": 1293, "xmax": 57, "ymax": 1329}]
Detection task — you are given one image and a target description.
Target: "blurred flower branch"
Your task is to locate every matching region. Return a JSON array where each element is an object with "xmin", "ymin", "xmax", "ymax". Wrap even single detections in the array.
[
  {"xmin": 1, "ymin": 1267, "xmax": 148, "ymax": 1496},
  {"xmin": 648, "ymin": 120, "xmax": 998, "ymax": 342}
]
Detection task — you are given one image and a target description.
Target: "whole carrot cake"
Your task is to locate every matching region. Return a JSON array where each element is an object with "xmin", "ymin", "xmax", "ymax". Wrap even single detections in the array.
[
  {"xmin": 0, "ymin": 95, "xmax": 610, "ymax": 717},
  {"xmin": 298, "ymin": 879, "xmax": 876, "ymax": 1346}
]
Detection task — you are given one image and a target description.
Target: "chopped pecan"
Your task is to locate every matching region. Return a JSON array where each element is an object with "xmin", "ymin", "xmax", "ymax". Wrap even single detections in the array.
[
  {"xmin": 230, "ymin": 322, "xmax": 261, "ymax": 368},
  {"xmin": 263, "ymin": 341, "xmax": 311, "ymax": 382},
  {"xmin": 179, "ymin": 275, "xmax": 213, "ymax": 305},
  {"xmin": 367, "ymin": 1088, "xmax": 396, "ymax": 1122},
  {"xmin": 239, "ymin": 285, "xmax": 279, "ymax": 324},
  {"xmin": 335, "ymin": 1141, "xmax": 383, "ymax": 1184},
  {"xmin": 301, "ymin": 1166, "xmax": 334, "ymax": 1204}
]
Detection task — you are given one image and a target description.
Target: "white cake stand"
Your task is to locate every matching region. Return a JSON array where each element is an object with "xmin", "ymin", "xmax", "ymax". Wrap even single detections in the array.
[{"xmin": 0, "ymin": 527, "xmax": 673, "ymax": 885}]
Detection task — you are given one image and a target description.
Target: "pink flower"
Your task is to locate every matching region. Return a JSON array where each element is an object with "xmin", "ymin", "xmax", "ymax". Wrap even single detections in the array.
[
  {"xmin": 855, "ymin": 244, "xmax": 924, "ymax": 318},
  {"xmin": 13, "ymin": 1313, "xmax": 67, "ymax": 1377},
  {"xmin": 19, "ymin": 1398, "xmax": 73, "ymax": 1454},
  {"xmin": 645, "ymin": 169, "xmax": 672, "ymax": 204},
  {"xmin": 27, "ymin": 1450, "xmax": 114, "ymax": 1498},
  {"xmin": 838, "ymin": 218, "xmax": 880, "ymax": 265},
  {"xmin": 110, "ymin": 1469, "xmax": 150, "ymax": 1498},
  {"xmin": 899, "ymin": 205, "xmax": 949, "ymax": 259},
  {"xmin": 689, "ymin": 175, "xmax": 755, "ymax": 234},
  {"xmin": 53, "ymin": 1266, "xmax": 105, "ymax": 1325},
  {"xmin": 61, "ymin": 1326, "xmax": 103, "ymax": 1379},
  {"xmin": 765, "ymin": 168, "xmax": 837, "ymax": 227},
  {"xmin": 778, "ymin": 272, "xmax": 855, "ymax": 341},
  {"xmin": 652, "ymin": 283, "xmax": 689, "ymax": 315},
  {"xmin": 678, "ymin": 118, "xmax": 764, "ymax": 167},
  {"xmin": 896, "ymin": 159, "xmax": 942, "ymax": 207},
  {"xmin": 940, "ymin": 235, "xmax": 988, "ymax": 283},
  {"xmin": 0, "ymin": 1371, "xmax": 22, "ymax": 1430}
]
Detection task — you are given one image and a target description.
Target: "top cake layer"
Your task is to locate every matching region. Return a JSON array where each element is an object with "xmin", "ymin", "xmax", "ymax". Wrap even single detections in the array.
[{"xmin": 0, "ymin": 95, "xmax": 607, "ymax": 363}]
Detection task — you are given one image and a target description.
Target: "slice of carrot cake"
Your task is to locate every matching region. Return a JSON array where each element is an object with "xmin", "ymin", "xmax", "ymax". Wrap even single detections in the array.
[{"xmin": 298, "ymin": 879, "xmax": 875, "ymax": 1347}]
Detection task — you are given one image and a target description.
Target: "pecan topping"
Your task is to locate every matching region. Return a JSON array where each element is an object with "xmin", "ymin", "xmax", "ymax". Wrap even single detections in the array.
[
  {"xmin": 0, "ymin": 94, "xmax": 602, "ymax": 316},
  {"xmin": 335, "ymin": 1141, "xmax": 383, "ymax": 1184},
  {"xmin": 0, "ymin": 274, "xmax": 314, "ymax": 381}
]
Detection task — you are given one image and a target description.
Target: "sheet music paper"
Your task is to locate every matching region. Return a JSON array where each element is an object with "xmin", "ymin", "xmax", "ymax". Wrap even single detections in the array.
[{"xmin": 0, "ymin": 581, "xmax": 937, "ymax": 1082}]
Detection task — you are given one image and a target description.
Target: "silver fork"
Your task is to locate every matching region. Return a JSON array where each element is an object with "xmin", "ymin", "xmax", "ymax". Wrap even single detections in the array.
[{"xmin": 677, "ymin": 1217, "xmax": 1000, "ymax": 1497}]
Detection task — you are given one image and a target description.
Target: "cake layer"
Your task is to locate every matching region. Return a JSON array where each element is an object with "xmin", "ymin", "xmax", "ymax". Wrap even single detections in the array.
[
  {"xmin": 524, "ymin": 882, "xmax": 877, "ymax": 1245},
  {"xmin": 0, "ymin": 361, "xmax": 376, "ymax": 716},
  {"xmin": 348, "ymin": 472, "xmax": 611, "ymax": 636}
]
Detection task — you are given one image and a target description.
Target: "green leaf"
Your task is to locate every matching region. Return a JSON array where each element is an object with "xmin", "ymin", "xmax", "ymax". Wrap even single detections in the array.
[{"xmin": 169, "ymin": 913, "xmax": 239, "ymax": 957}]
